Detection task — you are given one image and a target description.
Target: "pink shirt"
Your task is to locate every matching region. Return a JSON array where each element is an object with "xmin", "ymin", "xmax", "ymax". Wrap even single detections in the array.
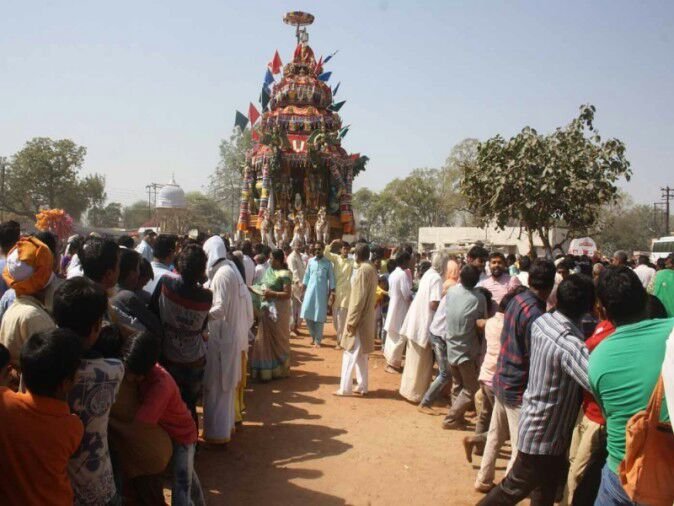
[
  {"xmin": 479, "ymin": 313, "xmax": 504, "ymax": 387},
  {"xmin": 136, "ymin": 365, "xmax": 197, "ymax": 445},
  {"xmin": 477, "ymin": 273, "xmax": 521, "ymax": 305}
]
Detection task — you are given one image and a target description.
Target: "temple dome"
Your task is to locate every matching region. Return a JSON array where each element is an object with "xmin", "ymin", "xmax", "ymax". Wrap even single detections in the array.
[{"xmin": 156, "ymin": 176, "xmax": 186, "ymax": 209}]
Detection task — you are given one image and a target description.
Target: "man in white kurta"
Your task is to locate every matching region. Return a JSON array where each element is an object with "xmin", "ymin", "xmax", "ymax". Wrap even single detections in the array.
[
  {"xmin": 399, "ymin": 255, "xmax": 445, "ymax": 402},
  {"xmin": 203, "ymin": 237, "xmax": 254, "ymax": 444},
  {"xmin": 383, "ymin": 254, "xmax": 414, "ymax": 372},
  {"xmin": 287, "ymin": 240, "xmax": 306, "ymax": 335}
]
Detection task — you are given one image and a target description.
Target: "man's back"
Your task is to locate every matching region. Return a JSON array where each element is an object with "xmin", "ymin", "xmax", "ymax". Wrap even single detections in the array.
[
  {"xmin": 0, "ymin": 388, "xmax": 84, "ymax": 506},
  {"xmin": 445, "ymin": 284, "xmax": 486, "ymax": 365},
  {"xmin": 653, "ymin": 269, "xmax": 674, "ymax": 317},
  {"xmin": 589, "ymin": 317, "xmax": 674, "ymax": 472},
  {"xmin": 0, "ymin": 296, "xmax": 55, "ymax": 366},
  {"xmin": 493, "ymin": 289, "xmax": 546, "ymax": 408}
]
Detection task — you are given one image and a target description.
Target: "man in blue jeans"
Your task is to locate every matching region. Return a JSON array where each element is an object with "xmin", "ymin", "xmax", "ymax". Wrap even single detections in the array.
[{"xmin": 417, "ymin": 265, "xmax": 487, "ymax": 421}]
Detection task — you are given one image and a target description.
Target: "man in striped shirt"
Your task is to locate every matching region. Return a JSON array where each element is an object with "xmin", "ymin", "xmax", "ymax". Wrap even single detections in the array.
[{"xmin": 480, "ymin": 274, "xmax": 595, "ymax": 505}]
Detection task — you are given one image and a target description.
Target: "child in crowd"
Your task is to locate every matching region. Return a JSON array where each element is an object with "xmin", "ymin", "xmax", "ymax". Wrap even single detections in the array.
[
  {"xmin": 0, "ymin": 329, "xmax": 84, "ymax": 505},
  {"xmin": 375, "ymin": 275, "xmax": 389, "ymax": 342},
  {"xmin": 124, "ymin": 331, "xmax": 205, "ymax": 506},
  {"xmin": 53, "ymin": 277, "xmax": 125, "ymax": 506}
]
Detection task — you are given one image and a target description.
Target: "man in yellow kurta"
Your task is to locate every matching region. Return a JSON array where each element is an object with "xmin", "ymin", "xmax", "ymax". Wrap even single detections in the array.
[
  {"xmin": 324, "ymin": 239, "xmax": 354, "ymax": 349},
  {"xmin": 336, "ymin": 243, "xmax": 377, "ymax": 396}
]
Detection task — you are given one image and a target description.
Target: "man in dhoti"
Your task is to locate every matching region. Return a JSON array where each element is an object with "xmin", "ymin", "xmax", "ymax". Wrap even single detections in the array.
[
  {"xmin": 324, "ymin": 239, "xmax": 354, "ymax": 349},
  {"xmin": 399, "ymin": 251, "xmax": 447, "ymax": 402},
  {"xmin": 202, "ymin": 236, "xmax": 254, "ymax": 444},
  {"xmin": 301, "ymin": 242, "xmax": 336, "ymax": 348},
  {"xmin": 383, "ymin": 251, "xmax": 414, "ymax": 373},
  {"xmin": 287, "ymin": 239, "xmax": 306, "ymax": 336},
  {"xmin": 335, "ymin": 243, "xmax": 377, "ymax": 396}
]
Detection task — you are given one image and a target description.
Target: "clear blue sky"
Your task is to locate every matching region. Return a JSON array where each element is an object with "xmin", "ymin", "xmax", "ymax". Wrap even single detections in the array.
[{"xmin": 1, "ymin": 1, "xmax": 673, "ymax": 206}]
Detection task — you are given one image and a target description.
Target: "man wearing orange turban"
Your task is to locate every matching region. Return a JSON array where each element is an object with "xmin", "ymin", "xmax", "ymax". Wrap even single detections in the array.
[{"xmin": 0, "ymin": 237, "xmax": 56, "ymax": 366}]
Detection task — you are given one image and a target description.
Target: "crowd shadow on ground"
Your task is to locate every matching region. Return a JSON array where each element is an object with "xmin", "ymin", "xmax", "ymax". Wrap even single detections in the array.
[{"xmin": 195, "ymin": 332, "xmax": 351, "ymax": 505}]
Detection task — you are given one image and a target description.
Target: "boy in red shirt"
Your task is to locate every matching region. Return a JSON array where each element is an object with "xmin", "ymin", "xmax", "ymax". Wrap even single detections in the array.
[
  {"xmin": 0, "ymin": 328, "xmax": 84, "ymax": 505},
  {"xmin": 124, "ymin": 332, "xmax": 205, "ymax": 505}
]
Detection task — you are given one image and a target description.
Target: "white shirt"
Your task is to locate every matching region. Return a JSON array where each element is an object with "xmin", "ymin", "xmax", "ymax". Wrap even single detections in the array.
[
  {"xmin": 399, "ymin": 269, "xmax": 442, "ymax": 347},
  {"xmin": 429, "ymin": 293, "xmax": 449, "ymax": 338},
  {"xmin": 383, "ymin": 267, "xmax": 413, "ymax": 337},
  {"xmin": 135, "ymin": 240, "xmax": 154, "ymax": 263},
  {"xmin": 516, "ymin": 271, "xmax": 529, "ymax": 287},
  {"xmin": 253, "ymin": 264, "xmax": 267, "ymax": 285},
  {"xmin": 287, "ymin": 251, "xmax": 306, "ymax": 301},
  {"xmin": 143, "ymin": 261, "xmax": 178, "ymax": 296},
  {"xmin": 634, "ymin": 264, "xmax": 656, "ymax": 289},
  {"xmin": 66, "ymin": 254, "xmax": 84, "ymax": 279},
  {"xmin": 242, "ymin": 255, "xmax": 256, "ymax": 286}
]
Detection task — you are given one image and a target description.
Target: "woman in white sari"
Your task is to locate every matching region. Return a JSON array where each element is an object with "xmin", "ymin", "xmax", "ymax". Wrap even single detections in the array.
[{"xmin": 202, "ymin": 236, "xmax": 253, "ymax": 444}]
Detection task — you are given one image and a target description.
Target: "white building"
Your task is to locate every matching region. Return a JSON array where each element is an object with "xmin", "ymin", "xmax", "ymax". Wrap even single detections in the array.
[{"xmin": 418, "ymin": 225, "xmax": 567, "ymax": 257}]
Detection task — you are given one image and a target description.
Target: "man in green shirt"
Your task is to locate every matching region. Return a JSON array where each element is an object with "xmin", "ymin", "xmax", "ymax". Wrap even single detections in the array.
[
  {"xmin": 589, "ymin": 266, "xmax": 673, "ymax": 503},
  {"xmin": 652, "ymin": 253, "xmax": 674, "ymax": 317}
]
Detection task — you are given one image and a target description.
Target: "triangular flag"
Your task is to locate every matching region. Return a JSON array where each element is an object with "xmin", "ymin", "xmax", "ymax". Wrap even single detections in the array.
[
  {"xmin": 248, "ymin": 103, "xmax": 260, "ymax": 126},
  {"xmin": 264, "ymin": 68, "xmax": 274, "ymax": 87},
  {"xmin": 318, "ymin": 71, "xmax": 332, "ymax": 82},
  {"xmin": 338, "ymin": 125, "xmax": 350, "ymax": 138},
  {"xmin": 234, "ymin": 110, "xmax": 249, "ymax": 131},
  {"xmin": 315, "ymin": 55, "xmax": 323, "ymax": 75},
  {"xmin": 332, "ymin": 82, "xmax": 341, "ymax": 97},
  {"xmin": 260, "ymin": 86, "xmax": 271, "ymax": 111},
  {"xmin": 323, "ymin": 50, "xmax": 339, "ymax": 64},
  {"xmin": 268, "ymin": 50, "xmax": 282, "ymax": 75},
  {"xmin": 252, "ymin": 130, "xmax": 260, "ymax": 142},
  {"xmin": 328, "ymin": 100, "xmax": 346, "ymax": 112}
]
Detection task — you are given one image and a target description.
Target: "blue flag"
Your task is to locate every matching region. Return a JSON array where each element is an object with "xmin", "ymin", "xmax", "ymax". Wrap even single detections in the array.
[
  {"xmin": 332, "ymin": 82, "xmax": 341, "ymax": 97},
  {"xmin": 338, "ymin": 125, "xmax": 350, "ymax": 138},
  {"xmin": 264, "ymin": 68, "xmax": 274, "ymax": 87},
  {"xmin": 323, "ymin": 50, "xmax": 339, "ymax": 64},
  {"xmin": 318, "ymin": 71, "xmax": 332, "ymax": 82}
]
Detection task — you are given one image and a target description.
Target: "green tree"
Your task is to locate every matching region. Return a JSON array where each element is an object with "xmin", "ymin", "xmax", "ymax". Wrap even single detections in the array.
[
  {"xmin": 123, "ymin": 200, "xmax": 151, "ymax": 229},
  {"xmin": 1, "ymin": 137, "xmax": 107, "ymax": 220},
  {"xmin": 84, "ymin": 175, "xmax": 108, "ymax": 226},
  {"xmin": 209, "ymin": 129, "xmax": 252, "ymax": 230},
  {"xmin": 460, "ymin": 105, "xmax": 631, "ymax": 255},
  {"xmin": 99, "ymin": 202, "xmax": 123, "ymax": 228},
  {"xmin": 185, "ymin": 192, "xmax": 229, "ymax": 233}
]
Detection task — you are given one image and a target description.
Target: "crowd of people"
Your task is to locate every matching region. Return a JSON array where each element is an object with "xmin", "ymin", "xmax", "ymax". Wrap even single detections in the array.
[{"xmin": 0, "ymin": 217, "xmax": 672, "ymax": 505}]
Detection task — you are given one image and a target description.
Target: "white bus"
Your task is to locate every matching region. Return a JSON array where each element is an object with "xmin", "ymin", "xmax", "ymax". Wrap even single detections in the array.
[{"xmin": 651, "ymin": 236, "xmax": 674, "ymax": 262}]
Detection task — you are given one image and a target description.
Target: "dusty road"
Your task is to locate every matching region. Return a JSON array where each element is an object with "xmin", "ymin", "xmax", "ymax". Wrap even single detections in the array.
[{"xmin": 195, "ymin": 321, "xmax": 508, "ymax": 505}]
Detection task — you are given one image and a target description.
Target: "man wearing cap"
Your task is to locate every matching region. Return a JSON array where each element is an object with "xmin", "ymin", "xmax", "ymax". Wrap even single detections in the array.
[{"xmin": 0, "ymin": 236, "xmax": 56, "ymax": 366}]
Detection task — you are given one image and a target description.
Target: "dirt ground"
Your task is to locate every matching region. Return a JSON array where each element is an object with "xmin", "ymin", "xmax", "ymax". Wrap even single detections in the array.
[{"xmin": 195, "ymin": 319, "xmax": 509, "ymax": 505}]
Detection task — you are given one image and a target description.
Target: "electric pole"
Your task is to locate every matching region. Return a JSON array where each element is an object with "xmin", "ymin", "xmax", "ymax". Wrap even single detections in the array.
[
  {"xmin": 0, "ymin": 157, "xmax": 7, "ymax": 222},
  {"xmin": 145, "ymin": 183, "xmax": 163, "ymax": 220},
  {"xmin": 661, "ymin": 187, "xmax": 674, "ymax": 236}
]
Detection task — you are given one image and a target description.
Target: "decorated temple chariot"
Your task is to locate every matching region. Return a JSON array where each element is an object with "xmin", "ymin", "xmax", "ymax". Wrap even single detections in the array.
[{"xmin": 236, "ymin": 11, "xmax": 367, "ymax": 245}]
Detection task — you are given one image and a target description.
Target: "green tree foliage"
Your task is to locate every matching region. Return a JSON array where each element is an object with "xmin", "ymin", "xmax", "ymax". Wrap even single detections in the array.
[
  {"xmin": 353, "ymin": 139, "xmax": 477, "ymax": 244},
  {"xmin": 590, "ymin": 193, "xmax": 658, "ymax": 254},
  {"xmin": 185, "ymin": 192, "xmax": 229, "ymax": 233},
  {"xmin": 1, "ymin": 137, "xmax": 108, "ymax": 220},
  {"xmin": 123, "ymin": 200, "xmax": 151, "ymax": 229},
  {"xmin": 460, "ymin": 105, "xmax": 631, "ymax": 255},
  {"xmin": 209, "ymin": 129, "xmax": 252, "ymax": 230},
  {"xmin": 98, "ymin": 202, "xmax": 123, "ymax": 228}
]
